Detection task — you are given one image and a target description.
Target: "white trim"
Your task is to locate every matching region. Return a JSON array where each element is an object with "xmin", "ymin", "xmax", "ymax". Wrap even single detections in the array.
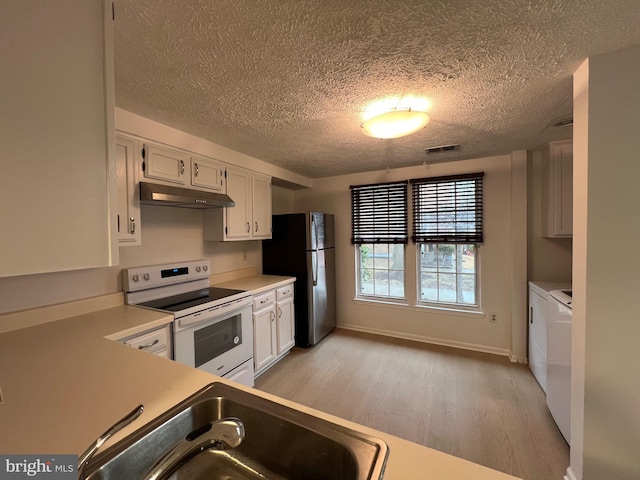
[
  {"xmin": 339, "ymin": 323, "xmax": 511, "ymax": 358},
  {"xmin": 565, "ymin": 466, "xmax": 578, "ymax": 480},
  {"xmin": 510, "ymin": 150, "xmax": 529, "ymax": 363},
  {"xmin": 352, "ymin": 297, "xmax": 485, "ymax": 319},
  {"xmin": 509, "ymin": 353, "xmax": 528, "ymax": 364}
]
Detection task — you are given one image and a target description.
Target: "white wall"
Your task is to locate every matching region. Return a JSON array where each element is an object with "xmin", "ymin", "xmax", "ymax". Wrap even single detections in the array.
[
  {"xmin": 571, "ymin": 44, "xmax": 640, "ymax": 480},
  {"xmin": 294, "ymin": 153, "xmax": 528, "ymax": 358},
  {"xmin": 527, "ymin": 150, "xmax": 573, "ymax": 283},
  {"xmin": 0, "ymin": 205, "xmax": 262, "ymax": 315},
  {"xmin": 272, "ymin": 185, "xmax": 296, "ymax": 214}
]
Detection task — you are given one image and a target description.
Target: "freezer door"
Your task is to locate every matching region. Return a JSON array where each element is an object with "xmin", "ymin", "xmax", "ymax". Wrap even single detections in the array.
[
  {"xmin": 308, "ymin": 212, "xmax": 335, "ymax": 251},
  {"xmin": 306, "ymin": 247, "xmax": 336, "ymax": 345}
]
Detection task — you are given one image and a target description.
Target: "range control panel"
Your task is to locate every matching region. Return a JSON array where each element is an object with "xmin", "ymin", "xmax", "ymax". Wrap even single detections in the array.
[{"xmin": 123, "ymin": 260, "xmax": 211, "ymax": 292}]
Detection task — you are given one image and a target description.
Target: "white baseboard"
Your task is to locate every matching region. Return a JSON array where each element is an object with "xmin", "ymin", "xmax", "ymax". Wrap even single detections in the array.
[
  {"xmin": 565, "ymin": 466, "xmax": 578, "ymax": 480},
  {"xmin": 509, "ymin": 353, "xmax": 528, "ymax": 364},
  {"xmin": 338, "ymin": 323, "xmax": 511, "ymax": 358}
]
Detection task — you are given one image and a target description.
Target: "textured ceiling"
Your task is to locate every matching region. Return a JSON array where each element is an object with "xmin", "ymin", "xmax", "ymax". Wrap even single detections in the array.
[{"xmin": 114, "ymin": 0, "xmax": 640, "ymax": 178}]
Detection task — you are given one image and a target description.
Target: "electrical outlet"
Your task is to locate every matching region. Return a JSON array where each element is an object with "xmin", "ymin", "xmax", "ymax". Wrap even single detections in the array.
[
  {"xmin": 490, "ymin": 313, "xmax": 498, "ymax": 323},
  {"xmin": 242, "ymin": 250, "xmax": 248, "ymax": 262}
]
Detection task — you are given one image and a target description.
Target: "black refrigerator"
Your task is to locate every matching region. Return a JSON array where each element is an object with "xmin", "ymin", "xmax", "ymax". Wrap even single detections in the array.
[{"xmin": 262, "ymin": 212, "xmax": 336, "ymax": 347}]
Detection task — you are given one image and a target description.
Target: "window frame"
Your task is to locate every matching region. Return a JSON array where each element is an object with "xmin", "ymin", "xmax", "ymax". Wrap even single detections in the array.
[
  {"xmin": 410, "ymin": 173, "xmax": 484, "ymax": 309},
  {"xmin": 356, "ymin": 243, "xmax": 407, "ymax": 302},
  {"xmin": 351, "ymin": 181, "xmax": 408, "ymax": 301},
  {"xmin": 416, "ymin": 243, "xmax": 480, "ymax": 310}
]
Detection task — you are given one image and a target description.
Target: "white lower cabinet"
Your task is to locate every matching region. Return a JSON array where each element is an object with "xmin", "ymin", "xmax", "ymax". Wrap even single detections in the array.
[
  {"xmin": 275, "ymin": 285, "xmax": 295, "ymax": 354},
  {"xmin": 253, "ymin": 282, "xmax": 295, "ymax": 377}
]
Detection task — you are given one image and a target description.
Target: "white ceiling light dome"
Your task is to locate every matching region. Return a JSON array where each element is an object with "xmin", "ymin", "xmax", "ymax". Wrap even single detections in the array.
[{"xmin": 360, "ymin": 108, "xmax": 430, "ymax": 139}]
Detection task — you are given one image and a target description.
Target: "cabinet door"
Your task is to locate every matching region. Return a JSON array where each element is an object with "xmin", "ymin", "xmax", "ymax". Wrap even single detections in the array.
[
  {"xmin": 276, "ymin": 298, "xmax": 295, "ymax": 355},
  {"xmin": 552, "ymin": 142, "xmax": 573, "ymax": 236},
  {"xmin": 225, "ymin": 167, "xmax": 252, "ymax": 239},
  {"xmin": 116, "ymin": 135, "xmax": 141, "ymax": 245},
  {"xmin": 191, "ymin": 156, "xmax": 225, "ymax": 192},
  {"xmin": 0, "ymin": 0, "xmax": 117, "ymax": 277},
  {"xmin": 252, "ymin": 173, "xmax": 272, "ymax": 239},
  {"xmin": 253, "ymin": 308, "xmax": 276, "ymax": 372},
  {"xmin": 544, "ymin": 141, "xmax": 573, "ymax": 238},
  {"xmin": 143, "ymin": 144, "xmax": 188, "ymax": 185}
]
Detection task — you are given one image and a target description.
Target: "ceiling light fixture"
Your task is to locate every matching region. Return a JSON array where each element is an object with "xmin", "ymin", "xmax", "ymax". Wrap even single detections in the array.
[{"xmin": 360, "ymin": 107, "xmax": 430, "ymax": 139}]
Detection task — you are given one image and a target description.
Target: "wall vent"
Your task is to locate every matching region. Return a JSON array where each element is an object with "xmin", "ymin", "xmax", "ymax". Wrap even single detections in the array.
[{"xmin": 425, "ymin": 144, "xmax": 460, "ymax": 154}]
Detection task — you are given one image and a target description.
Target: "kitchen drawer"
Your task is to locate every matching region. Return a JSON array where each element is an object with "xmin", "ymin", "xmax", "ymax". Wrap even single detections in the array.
[
  {"xmin": 124, "ymin": 326, "xmax": 169, "ymax": 354},
  {"xmin": 276, "ymin": 284, "xmax": 294, "ymax": 301},
  {"xmin": 253, "ymin": 290, "xmax": 275, "ymax": 311}
]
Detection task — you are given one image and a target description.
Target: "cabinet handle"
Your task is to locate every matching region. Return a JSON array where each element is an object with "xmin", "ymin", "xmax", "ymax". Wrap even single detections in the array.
[
  {"xmin": 194, "ymin": 163, "xmax": 199, "ymax": 177},
  {"xmin": 278, "ymin": 307, "xmax": 282, "ymax": 318},
  {"xmin": 260, "ymin": 299, "xmax": 268, "ymax": 305},
  {"xmin": 180, "ymin": 160, "xmax": 185, "ymax": 175},
  {"xmin": 270, "ymin": 311, "xmax": 275, "ymax": 321},
  {"xmin": 137, "ymin": 339, "xmax": 160, "ymax": 350},
  {"xmin": 255, "ymin": 221, "xmax": 258, "ymax": 233},
  {"xmin": 129, "ymin": 217, "xmax": 135, "ymax": 235},
  {"xmin": 246, "ymin": 222, "xmax": 250, "ymax": 233},
  {"xmin": 530, "ymin": 306, "xmax": 533, "ymax": 324}
]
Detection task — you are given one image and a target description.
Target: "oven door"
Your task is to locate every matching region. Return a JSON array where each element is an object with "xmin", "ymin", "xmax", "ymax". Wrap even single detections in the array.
[{"xmin": 174, "ymin": 303, "xmax": 253, "ymax": 386}]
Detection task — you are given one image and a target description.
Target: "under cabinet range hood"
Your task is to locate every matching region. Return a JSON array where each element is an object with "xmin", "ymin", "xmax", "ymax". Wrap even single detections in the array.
[{"xmin": 140, "ymin": 182, "xmax": 234, "ymax": 209}]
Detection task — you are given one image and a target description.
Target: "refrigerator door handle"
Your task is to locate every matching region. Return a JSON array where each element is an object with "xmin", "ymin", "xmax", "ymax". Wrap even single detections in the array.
[{"xmin": 312, "ymin": 250, "xmax": 318, "ymax": 286}]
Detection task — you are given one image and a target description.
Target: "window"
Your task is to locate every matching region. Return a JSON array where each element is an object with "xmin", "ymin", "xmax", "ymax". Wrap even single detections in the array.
[
  {"xmin": 359, "ymin": 244, "xmax": 405, "ymax": 298},
  {"xmin": 351, "ymin": 181, "xmax": 408, "ymax": 300},
  {"xmin": 419, "ymin": 243, "xmax": 477, "ymax": 305},
  {"xmin": 411, "ymin": 173, "xmax": 484, "ymax": 307}
]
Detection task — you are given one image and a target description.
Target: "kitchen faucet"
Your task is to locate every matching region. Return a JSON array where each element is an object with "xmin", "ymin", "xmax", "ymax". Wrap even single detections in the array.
[
  {"xmin": 77, "ymin": 404, "xmax": 144, "ymax": 479},
  {"xmin": 142, "ymin": 417, "xmax": 245, "ymax": 480}
]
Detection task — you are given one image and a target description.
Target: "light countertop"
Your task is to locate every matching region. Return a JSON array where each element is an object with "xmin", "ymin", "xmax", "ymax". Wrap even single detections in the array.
[
  {"xmin": 0, "ymin": 295, "xmax": 519, "ymax": 480},
  {"xmin": 213, "ymin": 274, "xmax": 295, "ymax": 295}
]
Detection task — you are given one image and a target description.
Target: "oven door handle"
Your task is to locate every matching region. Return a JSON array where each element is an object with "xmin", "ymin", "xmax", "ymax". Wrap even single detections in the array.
[{"xmin": 175, "ymin": 297, "xmax": 252, "ymax": 330}]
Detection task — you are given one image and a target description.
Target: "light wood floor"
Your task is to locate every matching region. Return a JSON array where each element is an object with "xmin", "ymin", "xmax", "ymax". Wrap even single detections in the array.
[{"xmin": 255, "ymin": 329, "xmax": 569, "ymax": 480}]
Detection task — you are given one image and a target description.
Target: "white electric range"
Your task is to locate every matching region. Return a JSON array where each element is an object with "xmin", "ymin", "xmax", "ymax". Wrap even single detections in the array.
[{"xmin": 123, "ymin": 260, "xmax": 254, "ymax": 387}]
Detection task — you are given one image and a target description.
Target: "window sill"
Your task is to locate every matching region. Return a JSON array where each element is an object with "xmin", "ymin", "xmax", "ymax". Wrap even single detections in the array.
[{"xmin": 352, "ymin": 297, "xmax": 485, "ymax": 319}]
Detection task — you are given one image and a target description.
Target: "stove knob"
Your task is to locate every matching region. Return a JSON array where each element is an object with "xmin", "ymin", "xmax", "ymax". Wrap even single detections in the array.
[
  {"xmin": 196, "ymin": 266, "xmax": 201, "ymax": 272},
  {"xmin": 132, "ymin": 274, "xmax": 140, "ymax": 283},
  {"xmin": 143, "ymin": 273, "xmax": 150, "ymax": 281},
  {"xmin": 203, "ymin": 265, "xmax": 208, "ymax": 272}
]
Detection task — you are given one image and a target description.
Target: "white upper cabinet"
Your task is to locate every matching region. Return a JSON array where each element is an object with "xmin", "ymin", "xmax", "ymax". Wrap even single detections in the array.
[
  {"xmin": 225, "ymin": 167, "xmax": 253, "ymax": 239},
  {"xmin": 252, "ymin": 173, "xmax": 273, "ymax": 239},
  {"xmin": 203, "ymin": 167, "xmax": 272, "ymax": 242},
  {"xmin": 543, "ymin": 140, "xmax": 573, "ymax": 238},
  {"xmin": 0, "ymin": 1, "xmax": 118, "ymax": 277},
  {"xmin": 116, "ymin": 134, "xmax": 141, "ymax": 246},
  {"xmin": 142, "ymin": 143, "xmax": 189, "ymax": 185},
  {"xmin": 191, "ymin": 156, "xmax": 225, "ymax": 192},
  {"xmin": 139, "ymin": 141, "xmax": 228, "ymax": 194}
]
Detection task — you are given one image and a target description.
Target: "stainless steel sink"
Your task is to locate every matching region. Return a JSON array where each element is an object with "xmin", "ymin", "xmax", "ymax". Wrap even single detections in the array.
[{"xmin": 85, "ymin": 382, "xmax": 388, "ymax": 479}]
